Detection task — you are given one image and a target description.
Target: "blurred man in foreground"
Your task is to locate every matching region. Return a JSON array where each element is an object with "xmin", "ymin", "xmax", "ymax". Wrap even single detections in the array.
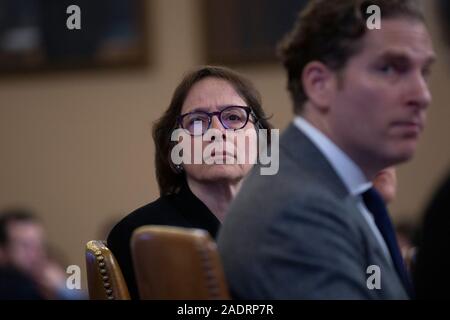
[{"xmin": 218, "ymin": 0, "xmax": 435, "ymax": 299}]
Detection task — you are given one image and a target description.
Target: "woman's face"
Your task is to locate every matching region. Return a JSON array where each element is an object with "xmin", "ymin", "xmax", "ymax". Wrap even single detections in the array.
[{"xmin": 178, "ymin": 77, "xmax": 257, "ymax": 185}]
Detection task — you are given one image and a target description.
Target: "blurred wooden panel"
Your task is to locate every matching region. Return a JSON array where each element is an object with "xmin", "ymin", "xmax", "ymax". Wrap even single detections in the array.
[
  {"xmin": 0, "ymin": 0, "xmax": 150, "ymax": 74},
  {"xmin": 202, "ymin": 0, "xmax": 308, "ymax": 65}
]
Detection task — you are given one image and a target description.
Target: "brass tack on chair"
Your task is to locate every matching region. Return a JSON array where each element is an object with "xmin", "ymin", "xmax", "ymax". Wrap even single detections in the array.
[
  {"xmin": 102, "ymin": 275, "xmax": 109, "ymax": 281},
  {"xmin": 107, "ymin": 296, "xmax": 114, "ymax": 300},
  {"xmin": 99, "ymin": 262, "xmax": 105, "ymax": 267},
  {"xmin": 95, "ymin": 251, "xmax": 102, "ymax": 256},
  {"xmin": 100, "ymin": 269, "xmax": 107, "ymax": 275},
  {"xmin": 104, "ymin": 282, "xmax": 111, "ymax": 289},
  {"xmin": 96, "ymin": 256, "xmax": 104, "ymax": 262},
  {"xmin": 106, "ymin": 289, "xmax": 113, "ymax": 295}
]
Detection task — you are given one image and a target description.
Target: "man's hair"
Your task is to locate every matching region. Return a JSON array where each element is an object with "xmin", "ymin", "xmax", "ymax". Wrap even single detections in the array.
[
  {"xmin": 153, "ymin": 65, "xmax": 272, "ymax": 196},
  {"xmin": 0, "ymin": 208, "xmax": 38, "ymax": 247},
  {"xmin": 278, "ymin": 0, "xmax": 425, "ymax": 114}
]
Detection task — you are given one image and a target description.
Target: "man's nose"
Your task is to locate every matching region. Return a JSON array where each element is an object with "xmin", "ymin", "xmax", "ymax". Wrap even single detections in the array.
[{"xmin": 407, "ymin": 73, "xmax": 432, "ymax": 110}]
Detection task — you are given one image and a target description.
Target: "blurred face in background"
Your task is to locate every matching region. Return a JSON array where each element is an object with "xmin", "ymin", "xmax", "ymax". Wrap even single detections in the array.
[
  {"xmin": 4, "ymin": 221, "xmax": 46, "ymax": 274},
  {"xmin": 373, "ymin": 167, "xmax": 398, "ymax": 204}
]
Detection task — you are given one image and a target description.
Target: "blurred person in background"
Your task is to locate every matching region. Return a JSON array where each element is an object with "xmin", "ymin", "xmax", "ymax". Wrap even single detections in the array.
[
  {"xmin": 373, "ymin": 167, "xmax": 397, "ymax": 204},
  {"xmin": 413, "ymin": 0, "xmax": 450, "ymax": 300},
  {"xmin": 372, "ymin": 167, "xmax": 417, "ymax": 272},
  {"xmin": 414, "ymin": 171, "xmax": 450, "ymax": 299},
  {"xmin": 0, "ymin": 208, "xmax": 83, "ymax": 299},
  {"xmin": 0, "ymin": 208, "xmax": 43, "ymax": 299}
]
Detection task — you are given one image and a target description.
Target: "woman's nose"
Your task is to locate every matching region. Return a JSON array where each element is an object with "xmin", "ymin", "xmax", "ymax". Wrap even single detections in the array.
[{"xmin": 209, "ymin": 116, "xmax": 227, "ymax": 141}]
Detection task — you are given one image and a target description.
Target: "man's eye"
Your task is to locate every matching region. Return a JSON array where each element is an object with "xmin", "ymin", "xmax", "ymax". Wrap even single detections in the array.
[{"xmin": 379, "ymin": 64, "xmax": 394, "ymax": 74}]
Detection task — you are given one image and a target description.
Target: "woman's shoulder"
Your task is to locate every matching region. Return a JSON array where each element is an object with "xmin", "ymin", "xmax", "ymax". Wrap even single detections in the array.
[{"xmin": 107, "ymin": 194, "xmax": 185, "ymax": 242}]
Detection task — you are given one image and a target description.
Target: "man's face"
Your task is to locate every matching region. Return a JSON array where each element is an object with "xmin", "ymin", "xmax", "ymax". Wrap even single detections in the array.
[
  {"xmin": 328, "ymin": 18, "xmax": 435, "ymax": 177},
  {"xmin": 4, "ymin": 221, "xmax": 46, "ymax": 274}
]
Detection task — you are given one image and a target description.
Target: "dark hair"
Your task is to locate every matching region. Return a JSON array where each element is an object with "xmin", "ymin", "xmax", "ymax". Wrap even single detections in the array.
[
  {"xmin": 153, "ymin": 65, "xmax": 272, "ymax": 196},
  {"xmin": 0, "ymin": 208, "xmax": 38, "ymax": 247},
  {"xmin": 278, "ymin": 0, "xmax": 425, "ymax": 114}
]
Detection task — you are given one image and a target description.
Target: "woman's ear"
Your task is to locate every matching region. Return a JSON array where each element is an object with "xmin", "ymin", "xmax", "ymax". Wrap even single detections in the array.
[{"xmin": 301, "ymin": 61, "xmax": 336, "ymax": 112}]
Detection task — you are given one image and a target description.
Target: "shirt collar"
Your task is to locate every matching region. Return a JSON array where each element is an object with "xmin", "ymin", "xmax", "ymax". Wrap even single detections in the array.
[{"xmin": 293, "ymin": 116, "xmax": 372, "ymax": 196}]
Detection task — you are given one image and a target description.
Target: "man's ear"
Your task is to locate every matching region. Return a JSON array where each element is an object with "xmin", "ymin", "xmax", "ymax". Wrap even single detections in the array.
[{"xmin": 301, "ymin": 61, "xmax": 336, "ymax": 112}]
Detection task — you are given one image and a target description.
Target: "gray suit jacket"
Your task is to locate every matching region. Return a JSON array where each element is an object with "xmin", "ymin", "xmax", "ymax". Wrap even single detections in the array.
[{"xmin": 217, "ymin": 124, "xmax": 409, "ymax": 299}]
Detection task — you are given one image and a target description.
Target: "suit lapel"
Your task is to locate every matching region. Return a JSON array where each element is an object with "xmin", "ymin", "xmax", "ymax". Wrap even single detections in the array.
[
  {"xmin": 280, "ymin": 123, "xmax": 349, "ymax": 200},
  {"xmin": 280, "ymin": 123, "xmax": 400, "ymax": 278}
]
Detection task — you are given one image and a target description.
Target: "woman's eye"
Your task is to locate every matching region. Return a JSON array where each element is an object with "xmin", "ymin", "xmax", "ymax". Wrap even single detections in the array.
[{"xmin": 225, "ymin": 114, "xmax": 241, "ymax": 121}]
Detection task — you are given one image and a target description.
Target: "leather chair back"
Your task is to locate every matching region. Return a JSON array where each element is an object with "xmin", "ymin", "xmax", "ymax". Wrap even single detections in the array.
[
  {"xmin": 131, "ymin": 226, "xmax": 230, "ymax": 299},
  {"xmin": 85, "ymin": 240, "xmax": 130, "ymax": 300}
]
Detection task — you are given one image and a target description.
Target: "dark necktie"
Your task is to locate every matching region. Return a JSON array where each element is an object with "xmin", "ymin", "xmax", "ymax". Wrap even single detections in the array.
[{"xmin": 362, "ymin": 187, "xmax": 414, "ymax": 297}]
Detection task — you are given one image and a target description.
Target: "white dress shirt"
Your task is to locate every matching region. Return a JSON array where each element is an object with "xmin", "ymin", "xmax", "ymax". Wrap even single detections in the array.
[{"xmin": 293, "ymin": 116, "xmax": 392, "ymax": 265}]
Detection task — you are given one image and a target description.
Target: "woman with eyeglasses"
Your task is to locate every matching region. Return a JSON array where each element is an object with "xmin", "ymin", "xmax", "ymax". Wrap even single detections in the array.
[{"xmin": 107, "ymin": 66, "xmax": 272, "ymax": 298}]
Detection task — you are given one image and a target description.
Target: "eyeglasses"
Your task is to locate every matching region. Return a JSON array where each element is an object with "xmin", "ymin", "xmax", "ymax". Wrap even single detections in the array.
[{"xmin": 177, "ymin": 106, "xmax": 254, "ymax": 136}]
